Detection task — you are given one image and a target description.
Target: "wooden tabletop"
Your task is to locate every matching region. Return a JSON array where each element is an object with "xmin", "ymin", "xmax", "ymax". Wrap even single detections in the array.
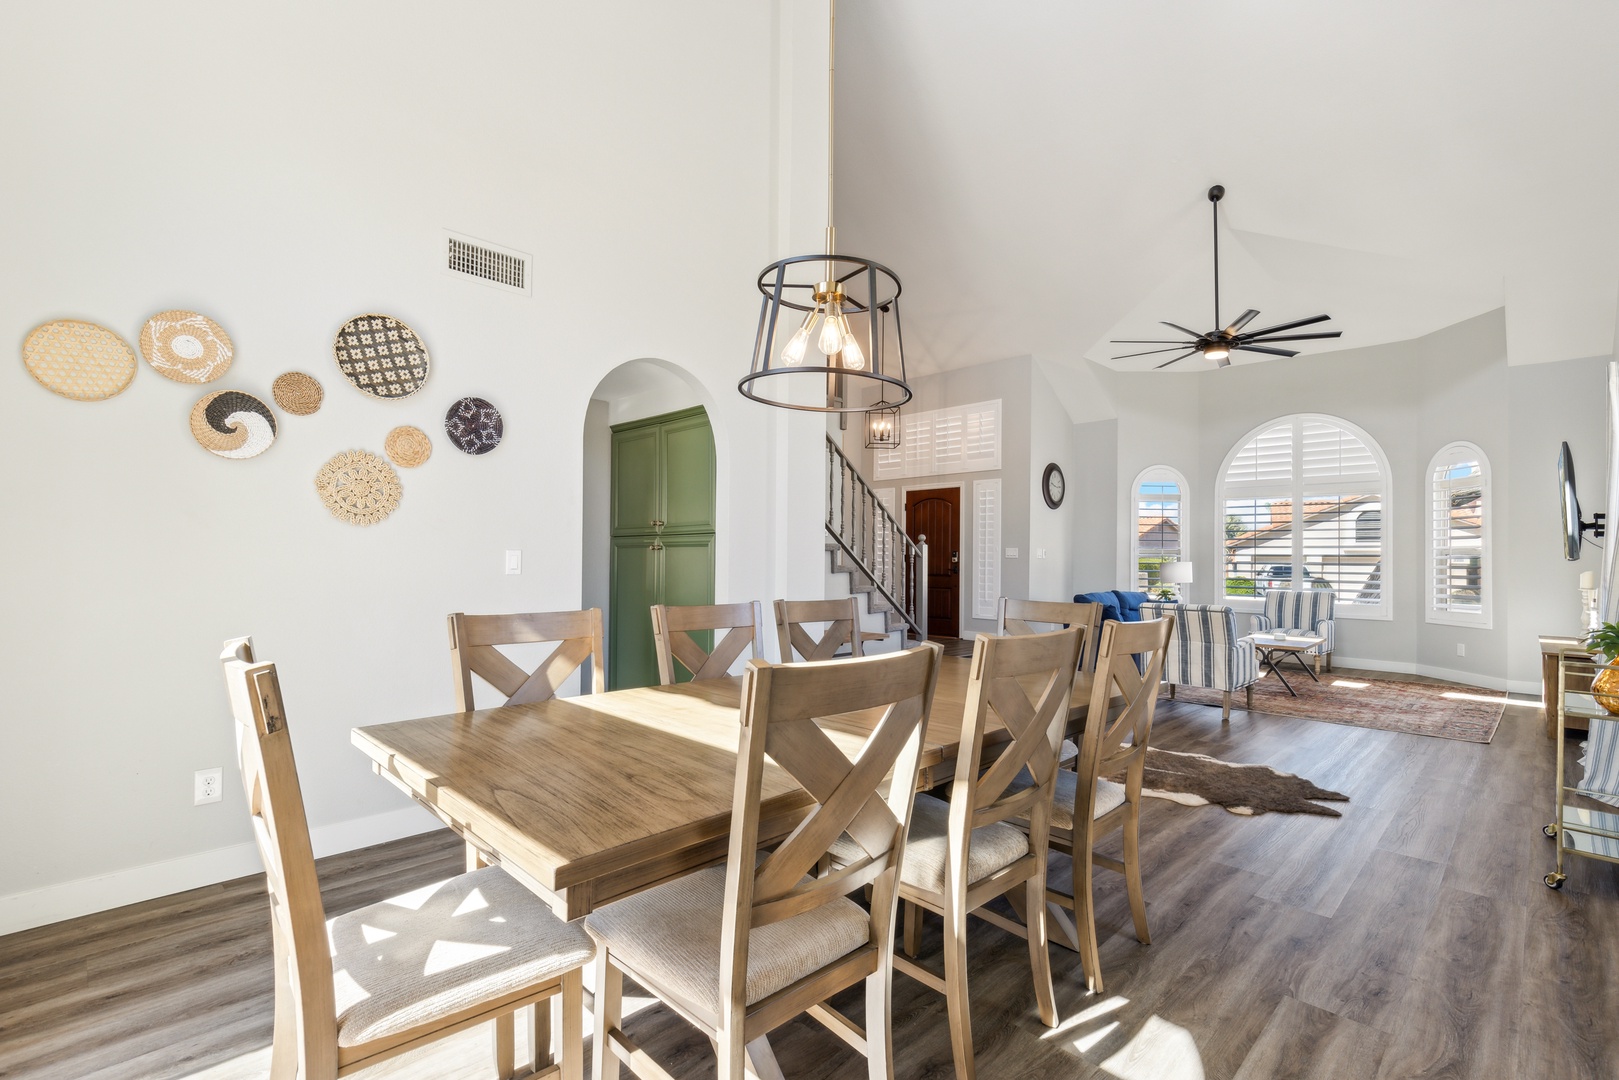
[{"xmin": 353, "ymin": 653, "xmax": 1101, "ymax": 919}]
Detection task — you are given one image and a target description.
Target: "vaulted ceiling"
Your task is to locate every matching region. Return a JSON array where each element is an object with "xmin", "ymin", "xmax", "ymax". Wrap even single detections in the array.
[{"xmin": 834, "ymin": 1, "xmax": 1619, "ymax": 382}]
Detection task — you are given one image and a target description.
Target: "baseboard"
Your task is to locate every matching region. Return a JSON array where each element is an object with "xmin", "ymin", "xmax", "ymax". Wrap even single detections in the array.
[
  {"xmin": 0, "ymin": 805, "xmax": 444, "ymax": 938},
  {"xmin": 1329, "ymin": 656, "xmax": 1539, "ymax": 699}
]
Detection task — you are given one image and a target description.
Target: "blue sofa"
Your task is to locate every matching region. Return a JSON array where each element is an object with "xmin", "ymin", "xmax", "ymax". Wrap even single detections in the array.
[{"xmin": 1073, "ymin": 590, "xmax": 1152, "ymax": 627}]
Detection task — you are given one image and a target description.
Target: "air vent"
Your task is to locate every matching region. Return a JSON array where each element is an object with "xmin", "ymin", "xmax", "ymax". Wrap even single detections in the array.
[{"xmin": 444, "ymin": 231, "xmax": 531, "ymax": 295}]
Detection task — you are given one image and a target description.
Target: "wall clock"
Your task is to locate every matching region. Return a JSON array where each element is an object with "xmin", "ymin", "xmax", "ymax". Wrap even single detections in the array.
[{"xmin": 1042, "ymin": 463, "xmax": 1065, "ymax": 509}]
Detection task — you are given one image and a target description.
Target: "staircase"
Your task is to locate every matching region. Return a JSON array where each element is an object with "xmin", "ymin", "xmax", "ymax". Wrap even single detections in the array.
[{"xmin": 825, "ymin": 434, "xmax": 928, "ymax": 643}]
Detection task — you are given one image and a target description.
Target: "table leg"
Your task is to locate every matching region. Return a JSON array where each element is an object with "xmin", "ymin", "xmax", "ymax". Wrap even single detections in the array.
[
  {"xmin": 1292, "ymin": 651, "xmax": 1321, "ymax": 684},
  {"xmin": 1261, "ymin": 650, "xmax": 1297, "ymax": 696}
]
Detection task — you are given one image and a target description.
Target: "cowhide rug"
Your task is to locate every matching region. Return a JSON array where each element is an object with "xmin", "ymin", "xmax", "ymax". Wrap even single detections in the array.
[{"xmin": 1112, "ymin": 747, "xmax": 1349, "ymax": 817}]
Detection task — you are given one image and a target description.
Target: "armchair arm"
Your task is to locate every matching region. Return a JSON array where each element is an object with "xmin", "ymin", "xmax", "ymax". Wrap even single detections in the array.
[
  {"xmin": 1312, "ymin": 618, "xmax": 1337, "ymax": 654},
  {"xmin": 1231, "ymin": 637, "xmax": 1259, "ymax": 689},
  {"xmin": 1251, "ymin": 613, "xmax": 1273, "ymax": 634}
]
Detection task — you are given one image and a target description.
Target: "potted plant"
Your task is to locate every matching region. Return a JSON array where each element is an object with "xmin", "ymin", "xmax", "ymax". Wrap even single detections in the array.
[{"xmin": 1584, "ymin": 622, "xmax": 1619, "ymax": 714}]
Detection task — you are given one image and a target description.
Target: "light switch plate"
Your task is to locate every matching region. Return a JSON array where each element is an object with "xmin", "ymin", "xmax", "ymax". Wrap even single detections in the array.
[
  {"xmin": 505, "ymin": 550, "xmax": 521, "ymax": 575},
  {"xmin": 1035, "ymin": 548, "xmax": 1047, "ymax": 559}
]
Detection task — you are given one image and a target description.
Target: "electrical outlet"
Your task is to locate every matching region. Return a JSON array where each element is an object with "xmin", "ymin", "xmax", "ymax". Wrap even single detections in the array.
[
  {"xmin": 505, "ymin": 549, "xmax": 522, "ymax": 575},
  {"xmin": 1456, "ymin": 643, "xmax": 1466, "ymax": 657},
  {"xmin": 1005, "ymin": 547, "xmax": 1019, "ymax": 559},
  {"xmin": 194, "ymin": 768, "xmax": 223, "ymax": 805}
]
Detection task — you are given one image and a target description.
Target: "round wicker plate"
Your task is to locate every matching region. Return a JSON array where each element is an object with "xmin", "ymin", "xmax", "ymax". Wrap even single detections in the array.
[
  {"xmin": 139, "ymin": 310, "xmax": 234, "ymax": 384},
  {"xmin": 315, "ymin": 449, "xmax": 402, "ymax": 526},
  {"xmin": 22, "ymin": 320, "xmax": 138, "ymax": 401},
  {"xmin": 332, "ymin": 314, "xmax": 429, "ymax": 399},
  {"xmin": 190, "ymin": 390, "xmax": 278, "ymax": 459},
  {"xmin": 444, "ymin": 396, "xmax": 503, "ymax": 455},
  {"xmin": 385, "ymin": 425, "xmax": 432, "ymax": 468},
  {"xmin": 272, "ymin": 371, "xmax": 324, "ymax": 415}
]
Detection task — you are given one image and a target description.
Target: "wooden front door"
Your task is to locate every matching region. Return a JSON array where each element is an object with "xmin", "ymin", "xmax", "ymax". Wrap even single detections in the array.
[{"xmin": 905, "ymin": 487, "xmax": 960, "ymax": 638}]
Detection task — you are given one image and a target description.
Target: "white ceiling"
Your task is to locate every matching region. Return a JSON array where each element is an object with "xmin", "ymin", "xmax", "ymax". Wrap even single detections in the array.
[{"xmin": 833, "ymin": 0, "xmax": 1619, "ymax": 379}]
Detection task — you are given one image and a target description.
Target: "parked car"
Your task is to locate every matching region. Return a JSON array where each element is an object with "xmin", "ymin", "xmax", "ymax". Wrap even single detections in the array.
[{"xmin": 1260, "ymin": 564, "xmax": 1322, "ymax": 589}]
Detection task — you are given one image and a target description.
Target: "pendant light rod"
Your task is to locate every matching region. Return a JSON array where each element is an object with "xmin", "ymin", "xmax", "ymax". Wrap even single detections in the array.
[
  {"xmin": 826, "ymin": 0, "xmax": 838, "ymax": 267},
  {"xmin": 1209, "ymin": 184, "xmax": 1224, "ymax": 330}
]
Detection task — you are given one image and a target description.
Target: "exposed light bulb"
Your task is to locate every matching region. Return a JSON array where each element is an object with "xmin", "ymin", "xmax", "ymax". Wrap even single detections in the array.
[
  {"xmin": 782, "ymin": 322, "xmax": 812, "ymax": 365},
  {"xmin": 840, "ymin": 326, "xmax": 866, "ymax": 370},
  {"xmin": 818, "ymin": 302, "xmax": 845, "ymax": 355}
]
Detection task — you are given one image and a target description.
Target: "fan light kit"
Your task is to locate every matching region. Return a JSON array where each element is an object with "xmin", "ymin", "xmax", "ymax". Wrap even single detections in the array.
[{"xmin": 1112, "ymin": 185, "xmax": 1343, "ymax": 369}]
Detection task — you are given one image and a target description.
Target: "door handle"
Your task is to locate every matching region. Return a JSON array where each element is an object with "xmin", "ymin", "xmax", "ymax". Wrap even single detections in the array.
[{"xmin": 951, "ymin": 550, "xmax": 960, "ymax": 573}]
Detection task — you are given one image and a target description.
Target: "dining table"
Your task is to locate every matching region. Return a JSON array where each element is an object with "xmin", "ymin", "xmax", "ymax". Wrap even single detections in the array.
[{"xmin": 351, "ymin": 652, "xmax": 1109, "ymax": 923}]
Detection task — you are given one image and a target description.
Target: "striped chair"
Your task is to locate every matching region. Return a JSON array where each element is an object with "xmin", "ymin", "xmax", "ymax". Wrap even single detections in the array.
[
  {"xmin": 1251, "ymin": 589, "xmax": 1337, "ymax": 673},
  {"xmin": 1141, "ymin": 603, "xmax": 1259, "ymax": 721}
]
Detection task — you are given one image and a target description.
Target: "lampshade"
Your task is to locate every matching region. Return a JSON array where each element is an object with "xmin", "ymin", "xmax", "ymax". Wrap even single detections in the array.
[{"xmin": 1160, "ymin": 561, "xmax": 1195, "ymax": 584}]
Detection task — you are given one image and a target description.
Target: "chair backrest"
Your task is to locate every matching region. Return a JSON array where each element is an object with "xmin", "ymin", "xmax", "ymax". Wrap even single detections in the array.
[
  {"xmin": 773, "ymin": 597, "xmax": 864, "ymax": 662},
  {"xmin": 219, "ymin": 637, "xmax": 340, "ymax": 1072},
  {"xmin": 997, "ymin": 597, "xmax": 1104, "ymax": 672},
  {"xmin": 948, "ymin": 628, "xmax": 1083, "ymax": 885},
  {"xmin": 1262, "ymin": 589, "xmax": 1336, "ymax": 631},
  {"xmin": 719, "ymin": 643, "xmax": 943, "ymax": 1020},
  {"xmin": 447, "ymin": 609, "xmax": 605, "ymax": 711},
  {"xmin": 1139, "ymin": 602, "xmax": 1242, "ymax": 684},
  {"xmin": 1074, "ymin": 617, "xmax": 1174, "ymax": 816},
  {"xmin": 651, "ymin": 601, "xmax": 766, "ymax": 685}
]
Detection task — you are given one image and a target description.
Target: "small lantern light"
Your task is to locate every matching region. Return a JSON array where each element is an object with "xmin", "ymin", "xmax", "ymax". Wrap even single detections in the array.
[{"xmin": 866, "ymin": 399, "xmax": 901, "ymax": 450}]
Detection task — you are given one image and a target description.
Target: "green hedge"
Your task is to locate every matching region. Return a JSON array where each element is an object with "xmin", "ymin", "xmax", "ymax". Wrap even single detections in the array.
[{"xmin": 1225, "ymin": 577, "xmax": 1257, "ymax": 597}]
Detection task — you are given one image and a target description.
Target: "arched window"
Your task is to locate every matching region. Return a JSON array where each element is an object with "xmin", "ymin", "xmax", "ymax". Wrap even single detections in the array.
[
  {"xmin": 1131, "ymin": 466, "xmax": 1188, "ymax": 594},
  {"xmin": 1428, "ymin": 442, "xmax": 1490, "ymax": 627},
  {"xmin": 1217, "ymin": 414, "xmax": 1390, "ymax": 617}
]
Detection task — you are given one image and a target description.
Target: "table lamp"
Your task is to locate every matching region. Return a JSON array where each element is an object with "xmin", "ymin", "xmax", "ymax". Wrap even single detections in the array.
[{"xmin": 1160, "ymin": 561, "xmax": 1194, "ymax": 601}]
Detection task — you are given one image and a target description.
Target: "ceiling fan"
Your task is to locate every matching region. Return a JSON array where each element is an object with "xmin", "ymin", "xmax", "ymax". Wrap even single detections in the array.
[{"xmin": 1112, "ymin": 185, "xmax": 1342, "ymax": 369}]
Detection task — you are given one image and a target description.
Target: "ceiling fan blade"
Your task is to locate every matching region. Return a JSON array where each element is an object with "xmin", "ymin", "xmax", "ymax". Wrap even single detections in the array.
[
  {"xmin": 1160, "ymin": 321, "xmax": 1205, "ymax": 339},
  {"xmin": 1223, "ymin": 309, "xmax": 1260, "ymax": 334},
  {"xmin": 1242, "ymin": 314, "xmax": 1332, "ymax": 338},
  {"xmin": 1110, "ymin": 339, "xmax": 1194, "ymax": 344},
  {"xmin": 1154, "ymin": 350, "xmax": 1199, "ymax": 369},
  {"xmin": 1112, "ymin": 345, "xmax": 1196, "ymax": 360},
  {"xmin": 1233, "ymin": 344, "xmax": 1299, "ymax": 357},
  {"xmin": 1240, "ymin": 331, "xmax": 1343, "ymax": 344}
]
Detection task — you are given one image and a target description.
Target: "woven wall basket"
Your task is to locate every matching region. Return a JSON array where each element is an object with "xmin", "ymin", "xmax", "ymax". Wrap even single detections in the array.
[
  {"xmin": 139, "ymin": 310, "xmax": 233, "ymax": 384},
  {"xmin": 315, "ymin": 449, "xmax": 402, "ymax": 526},
  {"xmin": 332, "ymin": 314, "xmax": 429, "ymax": 399},
  {"xmin": 22, "ymin": 320, "xmax": 137, "ymax": 401},
  {"xmin": 444, "ymin": 396, "xmax": 503, "ymax": 455},
  {"xmin": 385, "ymin": 425, "xmax": 432, "ymax": 468},
  {"xmin": 272, "ymin": 371, "xmax": 324, "ymax": 415},
  {"xmin": 189, "ymin": 391, "xmax": 277, "ymax": 459}
]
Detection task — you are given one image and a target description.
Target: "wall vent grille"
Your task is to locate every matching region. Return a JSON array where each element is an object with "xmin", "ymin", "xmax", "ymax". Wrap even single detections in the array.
[{"xmin": 445, "ymin": 232, "xmax": 531, "ymax": 295}]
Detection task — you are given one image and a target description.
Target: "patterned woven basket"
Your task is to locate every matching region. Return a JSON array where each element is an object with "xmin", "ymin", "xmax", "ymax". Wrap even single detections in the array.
[
  {"xmin": 332, "ymin": 314, "xmax": 430, "ymax": 399},
  {"xmin": 139, "ymin": 311, "xmax": 233, "ymax": 384},
  {"xmin": 315, "ymin": 449, "xmax": 402, "ymax": 526},
  {"xmin": 22, "ymin": 320, "xmax": 138, "ymax": 401}
]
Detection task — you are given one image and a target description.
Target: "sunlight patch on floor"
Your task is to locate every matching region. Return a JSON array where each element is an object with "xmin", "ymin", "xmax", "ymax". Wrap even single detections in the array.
[
  {"xmin": 1099, "ymin": 1014, "xmax": 1205, "ymax": 1080},
  {"xmin": 1441, "ymin": 690, "xmax": 1539, "ymax": 708},
  {"xmin": 1331, "ymin": 679, "xmax": 1370, "ymax": 689}
]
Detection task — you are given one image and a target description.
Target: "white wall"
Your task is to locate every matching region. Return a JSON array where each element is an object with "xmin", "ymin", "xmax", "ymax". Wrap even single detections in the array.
[
  {"xmin": 0, "ymin": 0, "xmax": 835, "ymax": 932},
  {"xmin": 1028, "ymin": 361, "xmax": 1075, "ymax": 601}
]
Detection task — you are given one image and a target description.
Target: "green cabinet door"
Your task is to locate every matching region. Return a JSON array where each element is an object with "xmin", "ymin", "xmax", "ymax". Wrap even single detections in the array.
[
  {"xmin": 608, "ymin": 406, "xmax": 716, "ymax": 690},
  {"xmin": 661, "ymin": 411, "xmax": 717, "ymax": 533},
  {"xmin": 609, "ymin": 536, "xmax": 661, "ymax": 691}
]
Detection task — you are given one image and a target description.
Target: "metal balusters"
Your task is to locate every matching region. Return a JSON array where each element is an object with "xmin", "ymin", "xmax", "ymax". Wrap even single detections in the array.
[{"xmin": 823, "ymin": 434, "xmax": 927, "ymax": 641}]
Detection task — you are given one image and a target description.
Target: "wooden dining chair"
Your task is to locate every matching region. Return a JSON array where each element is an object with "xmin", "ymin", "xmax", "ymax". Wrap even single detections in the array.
[
  {"xmin": 856, "ymin": 627, "xmax": 1083, "ymax": 1080},
  {"xmin": 1019, "ymin": 615, "xmax": 1174, "ymax": 994},
  {"xmin": 773, "ymin": 597, "xmax": 866, "ymax": 662},
  {"xmin": 650, "ymin": 601, "xmax": 766, "ymax": 684},
  {"xmin": 586, "ymin": 642, "xmax": 944, "ymax": 1080},
  {"xmin": 996, "ymin": 597, "xmax": 1104, "ymax": 674},
  {"xmin": 220, "ymin": 637, "xmax": 595, "ymax": 1080},
  {"xmin": 448, "ymin": 609, "xmax": 605, "ymax": 711}
]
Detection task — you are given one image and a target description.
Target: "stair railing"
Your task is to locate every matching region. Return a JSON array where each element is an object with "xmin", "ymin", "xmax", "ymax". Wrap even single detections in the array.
[{"xmin": 825, "ymin": 434, "xmax": 928, "ymax": 641}]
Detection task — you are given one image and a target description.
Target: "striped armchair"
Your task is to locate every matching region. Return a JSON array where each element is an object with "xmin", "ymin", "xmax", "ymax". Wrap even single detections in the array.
[
  {"xmin": 1251, "ymin": 590, "xmax": 1337, "ymax": 673},
  {"xmin": 1141, "ymin": 603, "xmax": 1259, "ymax": 721}
]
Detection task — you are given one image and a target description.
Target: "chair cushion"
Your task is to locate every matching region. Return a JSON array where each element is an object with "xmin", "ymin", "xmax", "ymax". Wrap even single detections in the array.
[
  {"xmin": 1009, "ymin": 769, "xmax": 1127, "ymax": 831},
  {"xmin": 890, "ymin": 793, "xmax": 1029, "ymax": 893},
  {"xmin": 583, "ymin": 864, "xmax": 869, "ymax": 1011},
  {"xmin": 328, "ymin": 865, "xmax": 595, "ymax": 1048}
]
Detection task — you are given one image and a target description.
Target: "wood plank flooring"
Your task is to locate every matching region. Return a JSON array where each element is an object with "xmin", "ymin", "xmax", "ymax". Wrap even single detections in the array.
[{"xmin": 2, "ymin": 670, "xmax": 1615, "ymax": 1079}]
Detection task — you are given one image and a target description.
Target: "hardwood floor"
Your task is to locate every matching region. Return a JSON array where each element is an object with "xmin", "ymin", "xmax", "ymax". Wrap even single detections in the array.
[{"xmin": 2, "ymin": 672, "xmax": 1614, "ymax": 1079}]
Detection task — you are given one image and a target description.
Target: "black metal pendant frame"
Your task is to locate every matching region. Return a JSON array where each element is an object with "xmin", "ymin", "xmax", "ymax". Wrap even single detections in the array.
[{"xmin": 740, "ymin": 252, "xmax": 911, "ymax": 413}]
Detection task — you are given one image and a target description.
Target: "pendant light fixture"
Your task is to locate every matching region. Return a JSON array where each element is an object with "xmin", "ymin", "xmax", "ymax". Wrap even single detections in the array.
[
  {"xmin": 739, "ymin": 0, "xmax": 911, "ymax": 413},
  {"xmin": 865, "ymin": 397, "xmax": 901, "ymax": 449}
]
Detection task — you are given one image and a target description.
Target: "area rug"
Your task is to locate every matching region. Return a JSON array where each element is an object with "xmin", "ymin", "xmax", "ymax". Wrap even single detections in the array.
[
  {"xmin": 1110, "ymin": 748, "xmax": 1349, "ymax": 817},
  {"xmin": 1168, "ymin": 670, "xmax": 1504, "ymax": 744}
]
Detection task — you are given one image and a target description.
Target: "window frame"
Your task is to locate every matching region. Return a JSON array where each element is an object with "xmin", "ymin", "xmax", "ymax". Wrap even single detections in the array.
[
  {"xmin": 1426, "ymin": 441, "xmax": 1491, "ymax": 629},
  {"xmin": 1129, "ymin": 465, "xmax": 1190, "ymax": 596},
  {"xmin": 1215, "ymin": 413, "xmax": 1393, "ymax": 621}
]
